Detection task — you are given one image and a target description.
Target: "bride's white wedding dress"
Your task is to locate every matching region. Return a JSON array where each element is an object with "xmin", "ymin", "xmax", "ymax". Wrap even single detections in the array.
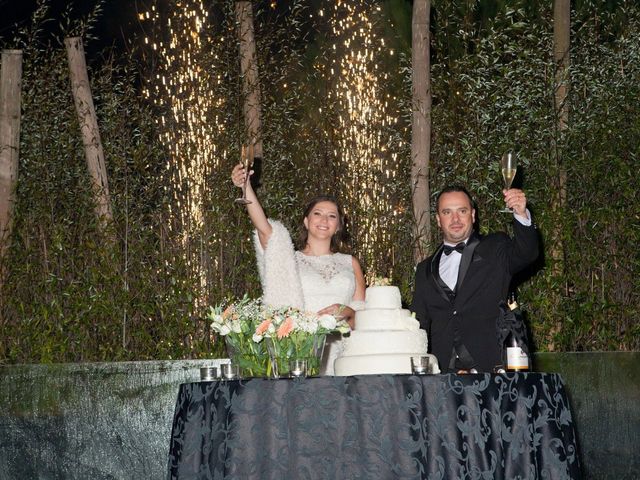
[
  {"xmin": 253, "ymin": 220, "xmax": 356, "ymax": 375},
  {"xmin": 295, "ymin": 251, "xmax": 356, "ymax": 375}
]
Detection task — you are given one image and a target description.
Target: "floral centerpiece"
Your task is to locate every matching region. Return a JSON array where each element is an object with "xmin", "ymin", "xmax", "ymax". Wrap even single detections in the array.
[
  {"xmin": 207, "ymin": 296, "xmax": 270, "ymax": 377},
  {"xmin": 255, "ymin": 305, "xmax": 350, "ymax": 377},
  {"xmin": 208, "ymin": 297, "xmax": 350, "ymax": 377}
]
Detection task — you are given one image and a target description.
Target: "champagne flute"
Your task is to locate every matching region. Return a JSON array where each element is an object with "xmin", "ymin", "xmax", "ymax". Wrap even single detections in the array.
[
  {"xmin": 500, "ymin": 151, "xmax": 517, "ymax": 213},
  {"xmin": 234, "ymin": 143, "xmax": 254, "ymax": 205}
]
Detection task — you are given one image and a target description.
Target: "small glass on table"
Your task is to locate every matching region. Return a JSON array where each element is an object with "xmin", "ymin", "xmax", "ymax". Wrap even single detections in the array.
[
  {"xmin": 289, "ymin": 359, "xmax": 307, "ymax": 378},
  {"xmin": 220, "ymin": 363, "xmax": 241, "ymax": 380},
  {"xmin": 411, "ymin": 356, "xmax": 434, "ymax": 375},
  {"xmin": 200, "ymin": 366, "xmax": 218, "ymax": 381}
]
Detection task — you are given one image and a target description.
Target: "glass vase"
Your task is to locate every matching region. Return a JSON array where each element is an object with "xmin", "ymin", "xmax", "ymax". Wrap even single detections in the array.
[
  {"xmin": 306, "ymin": 335, "xmax": 327, "ymax": 376},
  {"xmin": 265, "ymin": 334, "xmax": 327, "ymax": 378},
  {"xmin": 224, "ymin": 335, "xmax": 269, "ymax": 378},
  {"xmin": 265, "ymin": 338, "xmax": 284, "ymax": 378}
]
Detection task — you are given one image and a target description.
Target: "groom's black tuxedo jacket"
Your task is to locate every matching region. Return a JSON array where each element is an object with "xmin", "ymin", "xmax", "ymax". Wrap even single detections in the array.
[{"xmin": 411, "ymin": 220, "xmax": 539, "ymax": 372}]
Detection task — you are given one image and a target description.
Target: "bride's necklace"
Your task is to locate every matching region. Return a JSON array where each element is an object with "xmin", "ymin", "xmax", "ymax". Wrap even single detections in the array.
[{"xmin": 296, "ymin": 251, "xmax": 339, "ymax": 283}]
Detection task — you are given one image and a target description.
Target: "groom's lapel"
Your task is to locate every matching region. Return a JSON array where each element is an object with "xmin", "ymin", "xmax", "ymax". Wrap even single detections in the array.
[
  {"xmin": 455, "ymin": 233, "xmax": 481, "ymax": 293},
  {"xmin": 430, "ymin": 246, "xmax": 453, "ymax": 303}
]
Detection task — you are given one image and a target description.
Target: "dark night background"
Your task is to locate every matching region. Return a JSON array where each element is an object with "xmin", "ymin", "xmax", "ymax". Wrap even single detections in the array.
[{"xmin": 0, "ymin": 0, "xmax": 147, "ymax": 54}]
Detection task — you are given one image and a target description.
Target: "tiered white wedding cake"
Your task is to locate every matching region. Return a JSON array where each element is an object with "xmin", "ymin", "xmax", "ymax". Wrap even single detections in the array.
[{"xmin": 333, "ymin": 285, "xmax": 439, "ymax": 376}]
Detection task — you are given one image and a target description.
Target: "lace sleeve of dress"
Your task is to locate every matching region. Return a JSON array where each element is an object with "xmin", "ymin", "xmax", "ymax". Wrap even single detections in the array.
[{"xmin": 253, "ymin": 219, "xmax": 305, "ymax": 309}]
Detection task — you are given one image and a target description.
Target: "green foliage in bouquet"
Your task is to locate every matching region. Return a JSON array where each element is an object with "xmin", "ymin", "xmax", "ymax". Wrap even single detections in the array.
[{"xmin": 207, "ymin": 296, "xmax": 269, "ymax": 377}]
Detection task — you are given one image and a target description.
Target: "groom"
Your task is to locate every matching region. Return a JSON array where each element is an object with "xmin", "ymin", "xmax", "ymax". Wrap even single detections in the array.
[{"xmin": 411, "ymin": 185, "xmax": 539, "ymax": 373}]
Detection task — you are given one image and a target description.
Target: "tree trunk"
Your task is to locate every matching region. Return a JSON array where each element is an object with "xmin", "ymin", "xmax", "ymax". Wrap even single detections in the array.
[
  {"xmin": 411, "ymin": 0, "xmax": 432, "ymax": 263},
  {"xmin": 65, "ymin": 37, "xmax": 113, "ymax": 229},
  {"xmin": 235, "ymin": 1, "xmax": 263, "ymax": 160},
  {"xmin": 552, "ymin": 0, "xmax": 570, "ymax": 278},
  {"xmin": 0, "ymin": 49, "xmax": 23, "ymax": 267},
  {"xmin": 554, "ymin": 0, "xmax": 570, "ymax": 205}
]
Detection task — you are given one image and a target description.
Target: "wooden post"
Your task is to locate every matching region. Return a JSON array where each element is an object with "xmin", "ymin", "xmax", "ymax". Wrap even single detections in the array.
[
  {"xmin": 235, "ymin": 1, "xmax": 263, "ymax": 159},
  {"xmin": 554, "ymin": 0, "xmax": 570, "ymax": 207},
  {"xmin": 64, "ymin": 37, "xmax": 113, "ymax": 228},
  {"xmin": 411, "ymin": 0, "xmax": 432, "ymax": 263},
  {"xmin": 551, "ymin": 0, "xmax": 570, "ymax": 279},
  {"xmin": 0, "ymin": 49, "xmax": 23, "ymax": 265}
]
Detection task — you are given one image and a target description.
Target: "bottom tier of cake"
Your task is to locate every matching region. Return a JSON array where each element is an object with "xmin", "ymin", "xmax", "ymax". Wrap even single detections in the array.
[{"xmin": 334, "ymin": 352, "xmax": 440, "ymax": 376}]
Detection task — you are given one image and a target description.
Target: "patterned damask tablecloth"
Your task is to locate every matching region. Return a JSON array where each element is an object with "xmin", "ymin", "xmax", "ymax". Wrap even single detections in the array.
[{"xmin": 166, "ymin": 373, "xmax": 581, "ymax": 480}]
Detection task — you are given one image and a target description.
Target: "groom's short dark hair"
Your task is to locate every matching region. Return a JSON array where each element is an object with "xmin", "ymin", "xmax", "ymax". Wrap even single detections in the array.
[{"xmin": 435, "ymin": 185, "xmax": 475, "ymax": 211}]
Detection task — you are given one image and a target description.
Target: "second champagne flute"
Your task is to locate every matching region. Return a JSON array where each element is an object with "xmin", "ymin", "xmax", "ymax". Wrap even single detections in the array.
[{"xmin": 500, "ymin": 151, "xmax": 517, "ymax": 213}]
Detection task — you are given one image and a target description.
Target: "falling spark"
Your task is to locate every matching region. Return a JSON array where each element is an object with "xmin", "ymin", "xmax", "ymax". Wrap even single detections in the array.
[
  {"xmin": 141, "ymin": 0, "xmax": 228, "ymax": 304},
  {"xmin": 323, "ymin": 0, "xmax": 403, "ymax": 281}
]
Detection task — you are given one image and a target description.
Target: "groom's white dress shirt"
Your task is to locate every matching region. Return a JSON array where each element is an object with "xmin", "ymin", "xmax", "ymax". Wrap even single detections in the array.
[{"xmin": 439, "ymin": 211, "xmax": 532, "ymax": 291}]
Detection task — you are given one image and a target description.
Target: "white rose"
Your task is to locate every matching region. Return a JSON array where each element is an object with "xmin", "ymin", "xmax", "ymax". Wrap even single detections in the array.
[
  {"xmin": 252, "ymin": 333, "xmax": 263, "ymax": 343},
  {"xmin": 231, "ymin": 321, "xmax": 242, "ymax": 333},
  {"xmin": 219, "ymin": 324, "xmax": 231, "ymax": 336},
  {"xmin": 318, "ymin": 314, "xmax": 337, "ymax": 330}
]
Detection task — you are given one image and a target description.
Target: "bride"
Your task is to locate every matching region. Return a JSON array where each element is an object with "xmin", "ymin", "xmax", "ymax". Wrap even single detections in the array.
[{"xmin": 231, "ymin": 163, "xmax": 365, "ymax": 375}]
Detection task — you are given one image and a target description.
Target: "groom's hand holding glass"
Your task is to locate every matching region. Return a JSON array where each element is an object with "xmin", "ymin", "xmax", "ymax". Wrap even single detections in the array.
[{"xmin": 503, "ymin": 188, "xmax": 529, "ymax": 219}]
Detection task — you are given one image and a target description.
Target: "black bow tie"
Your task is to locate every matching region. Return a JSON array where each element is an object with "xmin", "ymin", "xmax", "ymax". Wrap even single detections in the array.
[{"xmin": 443, "ymin": 242, "xmax": 466, "ymax": 256}]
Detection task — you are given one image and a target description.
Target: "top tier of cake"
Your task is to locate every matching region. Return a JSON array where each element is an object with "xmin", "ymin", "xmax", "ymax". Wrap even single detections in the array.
[{"xmin": 364, "ymin": 285, "xmax": 402, "ymax": 310}]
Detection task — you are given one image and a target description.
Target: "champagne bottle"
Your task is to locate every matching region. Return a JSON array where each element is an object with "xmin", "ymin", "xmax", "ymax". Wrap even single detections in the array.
[
  {"xmin": 504, "ymin": 295, "xmax": 529, "ymax": 371},
  {"xmin": 505, "ymin": 331, "xmax": 529, "ymax": 371}
]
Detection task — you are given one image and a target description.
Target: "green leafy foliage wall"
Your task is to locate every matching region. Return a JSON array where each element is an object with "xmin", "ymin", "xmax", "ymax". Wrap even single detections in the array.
[{"xmin": 0, "ymin": 0, "xmax": 637, "ymax": 363}]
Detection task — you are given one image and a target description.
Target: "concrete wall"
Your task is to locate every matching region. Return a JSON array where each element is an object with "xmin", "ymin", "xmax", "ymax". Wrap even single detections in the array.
[
  {"xmin": 0, "ymin": 353, "xmax": 638, "ymax": 479},
  {"xmin": 0, "ymin": 360, "xmax": 227, "ymax": 480}
]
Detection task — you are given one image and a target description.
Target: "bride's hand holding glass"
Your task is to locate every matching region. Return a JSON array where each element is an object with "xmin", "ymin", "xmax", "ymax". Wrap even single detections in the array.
[
  {"xmin": 229, "ymin": 159, "xmax": 273, "ymax": 248},
  {"xmin": 231, "ymin": 162, "xmax": 252, "ymax": 189},
  {"xmin": 233, "ymin": 143, "xmax": 255, "ymax": 205},
  {"xmin": 231, "ymin": 160, "xmax": 257, "ymax": 206}
]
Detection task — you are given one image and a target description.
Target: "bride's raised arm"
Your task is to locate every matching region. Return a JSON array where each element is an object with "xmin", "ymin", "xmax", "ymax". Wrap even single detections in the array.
[{"xmin": 231, "ymin": 163, "xmax": 272, "ymax": 248}]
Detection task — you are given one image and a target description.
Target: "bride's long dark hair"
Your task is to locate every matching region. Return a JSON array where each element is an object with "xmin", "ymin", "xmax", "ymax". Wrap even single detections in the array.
[{"xmin": 296, "ymin": 195, "xmax": 349, "ymax": 253}]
